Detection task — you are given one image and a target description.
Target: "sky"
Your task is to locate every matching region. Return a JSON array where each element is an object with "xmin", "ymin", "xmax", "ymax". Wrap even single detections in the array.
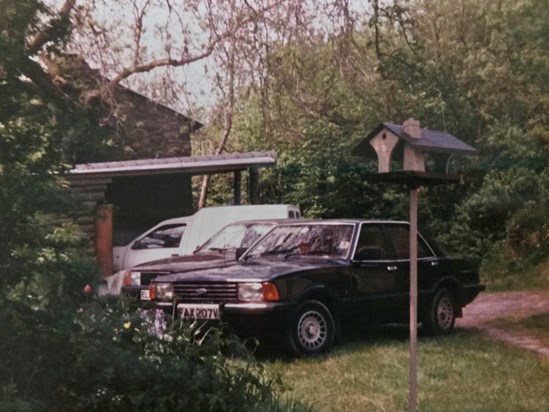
[{"xmin": 43, "ymin": 0, "xmax": 372, "ymax": 119}]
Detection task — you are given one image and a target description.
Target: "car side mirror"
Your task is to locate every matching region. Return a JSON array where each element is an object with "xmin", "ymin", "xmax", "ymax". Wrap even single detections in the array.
[{"xmin": 235, "ymin": 247, "xmax": 247, "ymax": 261}]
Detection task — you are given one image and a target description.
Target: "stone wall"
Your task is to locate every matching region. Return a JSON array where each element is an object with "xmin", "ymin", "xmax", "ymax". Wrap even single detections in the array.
[{"xmin": 107, "ymin": 87, "xmax": 196, "ymax": 160}]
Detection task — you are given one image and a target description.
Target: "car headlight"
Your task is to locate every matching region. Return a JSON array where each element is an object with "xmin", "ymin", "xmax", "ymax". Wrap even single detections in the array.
[
  {"xmin": 123, "ymin": 270, "xmax": 141, "ymax": 286},
  {"xmin": 149, "ymin": 283, "xmax": 174, "ymax": 301},
  {"xmin": 238, "ymin": 282, "xmax": 279, "ymax": 302}
]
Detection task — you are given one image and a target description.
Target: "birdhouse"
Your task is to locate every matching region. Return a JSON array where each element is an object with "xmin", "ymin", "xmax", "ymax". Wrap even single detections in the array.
[
  {"xmin": 352, "ymin": 118, "xmax": 476, "ymax": 174},
  {"xmin": 352, "ymin": 118, "xmax": 477, "ymax": 412}
]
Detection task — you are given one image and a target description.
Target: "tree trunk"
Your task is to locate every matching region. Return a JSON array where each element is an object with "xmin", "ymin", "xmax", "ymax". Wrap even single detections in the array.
[{"xmin": 198, "ymin": 47, "xmax": 235, "ymax": 208}]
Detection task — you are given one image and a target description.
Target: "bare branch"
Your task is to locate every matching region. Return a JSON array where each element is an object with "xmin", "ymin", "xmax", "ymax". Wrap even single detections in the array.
[
  {"xmin": 86, "ymin": 0, "xmax": 286, "ymax": 95},
  {"xmin": 27, "ymin": 0, "xmax": 77, "ymax": 54},
  {"xmin": 131, "ymin": 0, "xmax": 153, "ymax": 66}
]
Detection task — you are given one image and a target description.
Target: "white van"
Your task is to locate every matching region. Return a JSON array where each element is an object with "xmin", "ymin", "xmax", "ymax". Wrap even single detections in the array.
[{"xmin": 112, "ymin": 204, "xmax": 300, "ymax": 270}]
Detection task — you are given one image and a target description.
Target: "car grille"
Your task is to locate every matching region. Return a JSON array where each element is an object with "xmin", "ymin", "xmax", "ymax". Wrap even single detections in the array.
[
  {"xmin": 173, "ymin": 283, "xmax": 238, "ymax": 302},
  {"xmin": 140, "ymin": 271, "xmax": 169, "ymax": 285}
]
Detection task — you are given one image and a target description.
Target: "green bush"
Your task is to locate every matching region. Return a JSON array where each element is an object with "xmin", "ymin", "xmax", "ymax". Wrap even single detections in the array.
[
  {"xmin": 0, "ymin": 296, "xmax": 308, "ymax": 412},
  {"xmin": 445, "ymin": 167, "xmax": 549, "ymax": 288},
  {"xmin": 447, "ymin": 168, "xmax": 549, "ymax": 258}
]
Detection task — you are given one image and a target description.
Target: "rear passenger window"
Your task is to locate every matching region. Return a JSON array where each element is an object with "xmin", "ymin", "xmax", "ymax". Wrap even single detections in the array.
[
  {"xmin": 384, "ymin": 225, "xmax": 433, "ymax": 259},
  {"xmin": 354, "ymin": 225, "xmax": 392, "ymax": 260}
]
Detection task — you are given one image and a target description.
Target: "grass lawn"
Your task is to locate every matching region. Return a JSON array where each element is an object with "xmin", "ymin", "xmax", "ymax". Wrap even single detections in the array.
[
  {"xmin": 263, "ymin": 327, "xmax": 549, "ymax": 412},
  {"xmin": 490, "ymin": 312, "xmax": 549, "ymax": 347}
]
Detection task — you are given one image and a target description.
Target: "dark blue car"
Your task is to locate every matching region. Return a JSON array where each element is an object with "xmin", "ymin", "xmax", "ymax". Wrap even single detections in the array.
[{"xmin": 149, "ymin": 220, "xmax": 485, "ymax": 356}]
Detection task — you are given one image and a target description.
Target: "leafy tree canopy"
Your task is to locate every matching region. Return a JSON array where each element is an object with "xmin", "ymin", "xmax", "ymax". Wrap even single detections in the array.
[{"xmin": 197, "ymin": 0, "xmax": 549, "ymax": 267}]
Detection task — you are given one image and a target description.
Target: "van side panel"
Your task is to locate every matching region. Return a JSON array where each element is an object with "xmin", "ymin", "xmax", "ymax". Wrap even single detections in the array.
[{"xmin": 116, "ymin": 205, "xmax": 300, "ymax": 270}]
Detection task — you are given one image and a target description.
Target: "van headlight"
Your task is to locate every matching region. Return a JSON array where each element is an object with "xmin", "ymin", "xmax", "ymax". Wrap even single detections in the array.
[
  {"xmin": 238, "ymin": 282, "xmax": 279, "ymax": 302},
  {"xmin": 149, "ymin": 283, "xmax": 174, "ymax": 301}
]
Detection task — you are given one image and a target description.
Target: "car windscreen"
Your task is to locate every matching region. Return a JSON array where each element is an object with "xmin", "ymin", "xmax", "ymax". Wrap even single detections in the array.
[
  {"xmin": 244, "ymin": 223, "xmax": 355, "ymax": 260},
  {"xmin": 196, "ymin": 223, "xmax": 276, "ymax": 253}
]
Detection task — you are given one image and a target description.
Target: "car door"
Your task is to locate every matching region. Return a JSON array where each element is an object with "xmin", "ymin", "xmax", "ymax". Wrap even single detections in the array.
[
  {"xmin": 348, "ymin": 223, "xmax": 399, "ymax": 323},
  {"xmin": 382, "ymin": 224, "xmax": 441, "ymax": 318},
  {"xmin": 416, "ymin": 233, "xmax": 442, "ymax": 293}
]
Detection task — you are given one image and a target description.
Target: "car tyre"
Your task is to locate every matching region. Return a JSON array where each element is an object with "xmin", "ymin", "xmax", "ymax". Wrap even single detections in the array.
[
  {"xmin": 287, "ymin": 300, "xmax": 335, "ymax": 356},
  {"xmin": 422, "ymin": 288, "xmax": 456, "ymax": 336}
]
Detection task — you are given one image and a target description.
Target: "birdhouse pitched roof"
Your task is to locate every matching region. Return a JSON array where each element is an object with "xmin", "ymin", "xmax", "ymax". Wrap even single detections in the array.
[
  {"xmin": 352, "ymin": 122, "xmax": 476, "ymax": 157},
  {"xmin": 383, "ymin": 123, "xmax": 476, "ymax": 154}
]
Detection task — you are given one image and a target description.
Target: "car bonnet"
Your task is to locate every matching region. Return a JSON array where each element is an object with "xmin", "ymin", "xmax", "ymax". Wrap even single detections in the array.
[{"xmin": 152, "ymin": 257, "xmax": 345, "ymax": 283}]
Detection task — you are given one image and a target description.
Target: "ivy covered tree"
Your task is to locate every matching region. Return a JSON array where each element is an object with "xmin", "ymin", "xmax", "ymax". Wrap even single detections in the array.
[
  {"xmin": 0, "ymin": 0, "xmax": 96, "ymax": 304},
  {"xmin": 0, "ymin": 0, "xmax": 99, "ymax": 407}
]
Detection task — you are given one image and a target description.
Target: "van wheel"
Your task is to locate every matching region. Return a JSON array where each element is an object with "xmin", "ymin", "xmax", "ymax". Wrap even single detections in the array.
[
  {"xmin": 287, "ymin": 300, "xmax": 335, "ymax": 356},
  {"xmin": 422, "ymin": 288, "xmax": 456, "ymax": 336}
]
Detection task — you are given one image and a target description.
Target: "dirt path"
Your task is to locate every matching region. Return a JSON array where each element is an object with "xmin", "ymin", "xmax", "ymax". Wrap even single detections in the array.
[{"xmin": 455, "ymin": 289, "xmax": 549, "ymax": 358}]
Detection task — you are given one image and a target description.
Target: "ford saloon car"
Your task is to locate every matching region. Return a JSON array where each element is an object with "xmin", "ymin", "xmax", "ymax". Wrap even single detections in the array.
[{"xmin": 149, "ymin": 220, "xmax": 485, "ymax": 356}]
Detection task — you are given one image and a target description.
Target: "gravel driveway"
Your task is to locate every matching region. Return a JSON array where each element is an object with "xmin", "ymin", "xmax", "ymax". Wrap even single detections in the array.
[{"xmin": 456, "ymin": 289, "xmax": 549, "ymax": 358}]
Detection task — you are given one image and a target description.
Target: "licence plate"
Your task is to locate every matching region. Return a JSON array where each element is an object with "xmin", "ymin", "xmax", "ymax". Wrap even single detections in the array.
[
  {"xmin": 178, "ymin": 304, "xmax": 220, "ymax": 320},
  {"xmin": 140, "ymin": 289, "xmax": 151, "ymax": 301}
]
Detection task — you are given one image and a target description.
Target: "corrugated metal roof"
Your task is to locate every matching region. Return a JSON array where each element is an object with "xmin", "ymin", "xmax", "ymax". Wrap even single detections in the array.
[{"xmin": 69, "ymin": 151, "xmax": 276, "ymax": 177}]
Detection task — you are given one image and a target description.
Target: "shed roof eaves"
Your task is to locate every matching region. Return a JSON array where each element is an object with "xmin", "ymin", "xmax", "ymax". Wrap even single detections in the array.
[{"xmin": 69, "ymin": 151, "xmax": 277, "ymax": 178}]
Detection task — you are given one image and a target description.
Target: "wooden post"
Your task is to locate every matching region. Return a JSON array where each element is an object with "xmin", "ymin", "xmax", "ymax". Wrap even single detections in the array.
[
  {"xmin": 409, "ymin": 187, "xmax": 419, "ymax": 412},
  {"xmin": 95, "ymin": 203, "xmax": 113, "ymax": 277},
  {"xmin": 233, "ymin": 170, "xmax": 242, "ymax": 205},
  {"xmin": 351, "ymin": 119, "xmax": 475, "ymax": 412},
  {"xmin": 249, "ymin": 167, "xmax": 259, "ymax": 204}
]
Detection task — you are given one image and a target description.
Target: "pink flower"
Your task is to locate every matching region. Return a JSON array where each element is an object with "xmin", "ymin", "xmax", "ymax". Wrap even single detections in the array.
[{"xmin": 83, "ymin": 284, "xmax": 92, "ymax": 295}]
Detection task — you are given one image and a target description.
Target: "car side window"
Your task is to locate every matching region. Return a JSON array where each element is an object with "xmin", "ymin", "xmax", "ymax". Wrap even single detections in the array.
[
  {"xmin": 353, "ymin": 225, "xmax": 391, "ymax": 260},
  {"xmin": 131, "ymin": 224, "xmax": 186, "ymax": 250},
  {"xmin": 417, "ymin": 234, "xmax": 435, "ymax": 257},
  {"xmin": 384, "ymin": 225, "xmax": 433, "ymax": 259}
]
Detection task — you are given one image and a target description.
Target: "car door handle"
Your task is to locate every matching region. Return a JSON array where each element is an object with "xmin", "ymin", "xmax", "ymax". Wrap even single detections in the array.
[
  {"xmin": 387, "ymin": 266, "xmax": 398, "ymax": 271},
  {"xmin": 431, "ymin": 261, "xmax": 439, "ymax": 267}
]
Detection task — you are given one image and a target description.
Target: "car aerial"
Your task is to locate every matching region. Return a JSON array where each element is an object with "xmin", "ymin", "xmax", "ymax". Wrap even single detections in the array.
[
  {"xmin": 148, "ymin": 220, "xmax": 485, "ymax": 356},
  {"xmin": 97, "ymin": 219, "xmax": 287, "ymax": 298}
]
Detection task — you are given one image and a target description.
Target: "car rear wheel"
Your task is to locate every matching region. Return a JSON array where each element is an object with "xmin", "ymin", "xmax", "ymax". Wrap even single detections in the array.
[
  {"xmin": 422, "ymin": 288, "xmax": 456, "ymax": 336},
  {"xmin": 287, "ymin": 300, "xmax": 335, "ymax": 356}
]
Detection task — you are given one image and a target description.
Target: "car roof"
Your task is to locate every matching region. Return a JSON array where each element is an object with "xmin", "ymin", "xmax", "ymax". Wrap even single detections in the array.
[
  {"xmin": 218, "ymin": 217, "xmax": 313, "ymax": 226},
  {"xmin": 272, "ymin": 219, "xmax": 409, "ymax": 225}
]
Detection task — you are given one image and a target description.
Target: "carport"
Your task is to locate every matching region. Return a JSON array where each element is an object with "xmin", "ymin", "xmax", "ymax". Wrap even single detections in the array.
[{"xmin": 68, "ymin": 151, "xmax": 276, "ymax": 275}]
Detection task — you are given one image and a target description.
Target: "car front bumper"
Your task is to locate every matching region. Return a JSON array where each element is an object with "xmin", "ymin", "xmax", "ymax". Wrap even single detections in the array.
[{"xmin": 151, "ymin": 300, "xmax": 295, "ymax": 335}]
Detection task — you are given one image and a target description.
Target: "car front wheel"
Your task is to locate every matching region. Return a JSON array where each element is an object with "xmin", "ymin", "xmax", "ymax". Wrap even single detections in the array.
[
  {"xmin": 422, "ymin": 288, "xmax": 456, "ymax": 336},
  {"xmin": 287, "ymin": 300, "xmax": 335, "ymax": 356}
]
